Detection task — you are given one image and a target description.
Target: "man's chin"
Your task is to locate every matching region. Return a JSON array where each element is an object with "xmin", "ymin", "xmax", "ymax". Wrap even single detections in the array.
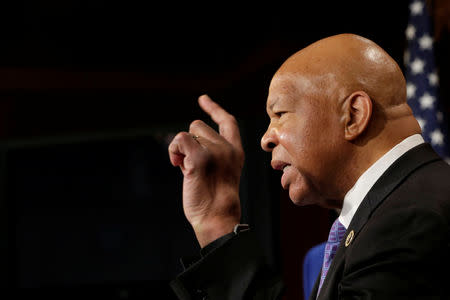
[{"xmin": 288, "ymin": 186, "xmax": 320, "ymax": 206}]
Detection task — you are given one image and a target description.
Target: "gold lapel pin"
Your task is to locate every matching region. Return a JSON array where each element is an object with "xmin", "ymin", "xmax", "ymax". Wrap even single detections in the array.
[{"xmin": 345, "ymin": 230, "xmax": 354, "ymax": 247}]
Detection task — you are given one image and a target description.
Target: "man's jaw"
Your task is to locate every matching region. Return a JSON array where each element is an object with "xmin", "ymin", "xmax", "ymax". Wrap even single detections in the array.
[{"xmin": 272, "ymin": 159, "xmax": 331, "ymax": 207}]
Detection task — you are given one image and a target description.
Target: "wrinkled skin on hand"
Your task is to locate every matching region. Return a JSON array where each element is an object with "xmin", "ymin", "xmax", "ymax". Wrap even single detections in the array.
[{"xmin": 168, "ymin": 95, "xmax": 244, "ymax": 247}]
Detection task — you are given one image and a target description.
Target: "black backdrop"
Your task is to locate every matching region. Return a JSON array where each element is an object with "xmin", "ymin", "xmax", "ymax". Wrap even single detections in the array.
[{"xmin": 0, "ymin": 0, "xmax": 448, "ymax": 299}]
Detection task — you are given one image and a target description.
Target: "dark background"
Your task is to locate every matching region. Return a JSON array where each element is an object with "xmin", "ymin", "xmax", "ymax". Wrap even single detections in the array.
[{"xmin": 0, "ymin": 0, "xmax": 448, "ymax": 299}]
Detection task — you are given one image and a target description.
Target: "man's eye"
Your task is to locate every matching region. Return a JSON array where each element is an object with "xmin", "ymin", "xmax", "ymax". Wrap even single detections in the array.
[{"xmin": 276, "ymin": 112, "xmax": 287, "ymax": 117}]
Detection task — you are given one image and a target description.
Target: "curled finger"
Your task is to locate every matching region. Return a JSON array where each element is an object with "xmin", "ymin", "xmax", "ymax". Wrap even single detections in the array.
[{"xmin": 168, "ymin": 131, "xmax": 203, "ymax": 168}]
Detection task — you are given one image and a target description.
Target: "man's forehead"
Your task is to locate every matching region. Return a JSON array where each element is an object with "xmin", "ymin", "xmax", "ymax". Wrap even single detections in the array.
[
  {"xmin": 267, "ymin": 73, "xmax": 315, "ymax": 108},
  {"xmin": 269, "ymin": 72, "xmax": 327, "ymax": 93},
  {"xmin": 267, "ymin": 71, "xmax": 340, "ymax": 107},
  {"xmin": 267, "ymin": 74, "xmax": 295, "ymax": 102},
  {"xmin": 269, "ymin": 73, "xmax": 297, "ymax": 91}
]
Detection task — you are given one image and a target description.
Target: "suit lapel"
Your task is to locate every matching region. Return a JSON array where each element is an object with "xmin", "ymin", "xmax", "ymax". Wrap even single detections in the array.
[
  {"xmin": 344, "ymin": 143, "xmax": 440, "ymax": 242},
  {"xmin": 316, "ymin": 143, "xmax": 441, "ymax": 299}
]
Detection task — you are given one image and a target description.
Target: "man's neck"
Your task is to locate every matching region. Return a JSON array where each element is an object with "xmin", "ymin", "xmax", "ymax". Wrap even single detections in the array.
[{"xmin": 338, "ymin": 134, "xmax": 425, "ymax": 228}]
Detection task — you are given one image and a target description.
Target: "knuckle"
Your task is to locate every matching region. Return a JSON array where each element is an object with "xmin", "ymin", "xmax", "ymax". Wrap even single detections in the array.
[
  {"xmin": 189, "ymin": 120, "xmax": 204, "ymax": 131},
  {"xmin": 168, "ymin": 139, "xmax": 176, "ymax": 149},
  {"xmin": 225, "ymin": 114, "xmax": 238, "ymax": 124},
  {"xmin": 176, "ymin": 131, "xmax": 191, "ymax": 142},
  {"xmin": 167, "ymin": 137, "xmax": 176, "ymax": 148}
]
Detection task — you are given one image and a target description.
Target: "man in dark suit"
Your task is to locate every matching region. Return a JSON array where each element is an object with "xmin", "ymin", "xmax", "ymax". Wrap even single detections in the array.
[{"xmin": 168, "ymin": 33, "xmax": 450, "ymax": 299}]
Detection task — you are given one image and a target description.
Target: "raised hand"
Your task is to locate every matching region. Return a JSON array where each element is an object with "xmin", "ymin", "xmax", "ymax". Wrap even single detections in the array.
[{"xmin": 168, "ymin": 95, "xmax": 245, "ymax": 247}]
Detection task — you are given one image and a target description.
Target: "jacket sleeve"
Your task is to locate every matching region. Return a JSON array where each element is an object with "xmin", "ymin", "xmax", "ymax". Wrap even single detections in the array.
[{"xmin": 170, "ymin": 230, "xmax": 285, "ymax": 300}]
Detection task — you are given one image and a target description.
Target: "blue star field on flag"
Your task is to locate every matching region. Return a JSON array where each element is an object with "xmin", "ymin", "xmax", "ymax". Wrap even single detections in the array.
[{"xmin": 404, "ymin": 0, "xmax": 450, "ymax": 163}]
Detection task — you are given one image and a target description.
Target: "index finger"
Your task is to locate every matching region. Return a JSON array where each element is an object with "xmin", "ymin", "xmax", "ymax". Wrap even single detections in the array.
[{"xmin": 198, "ymin": 94, "xmax": 243, "ymax": 149}]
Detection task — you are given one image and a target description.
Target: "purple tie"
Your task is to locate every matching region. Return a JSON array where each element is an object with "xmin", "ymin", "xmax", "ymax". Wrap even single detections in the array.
[{"xmin": 317, "ymin": 218, "xmax": 346, "ymax": 295}]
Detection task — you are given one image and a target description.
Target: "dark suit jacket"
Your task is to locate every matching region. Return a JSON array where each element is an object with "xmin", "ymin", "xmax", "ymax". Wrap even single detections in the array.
[{"xmin": 170, "ymin": 143, "xmax": 450, "ymax": 300}]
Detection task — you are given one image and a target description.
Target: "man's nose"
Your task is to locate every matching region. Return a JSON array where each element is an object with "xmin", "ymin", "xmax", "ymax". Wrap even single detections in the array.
[{"xmin": 261, "ymin": 125, "xmax": 277, "ymax": 152}]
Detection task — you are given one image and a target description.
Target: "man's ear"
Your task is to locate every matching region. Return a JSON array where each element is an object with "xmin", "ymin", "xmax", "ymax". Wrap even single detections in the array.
[{"xmin": 342, "ymin": 91, "xmax": 372, "ymax": 141}]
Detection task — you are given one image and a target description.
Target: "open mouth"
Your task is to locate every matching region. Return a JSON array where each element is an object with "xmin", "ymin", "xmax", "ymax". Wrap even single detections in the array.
[
  {"xmin": 271, "ymin": 160, "xmax": 291, "ymax": 171},
  {"xmin": 282, "ymin": 164, "xmax": 291, "ymax": 172}
]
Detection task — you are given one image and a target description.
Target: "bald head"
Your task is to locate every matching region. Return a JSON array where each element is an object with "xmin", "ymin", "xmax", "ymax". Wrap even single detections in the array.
[
  {"xmin": 270, "ymin": 33, "xmax": 421, "ymax": 140},
  {"xmin": 263, "ymin": 34, "xmax": 422, "ymax": 202},
  {"xmin": 276, "ymin": 34, "xmax": 407, "ymax": 109}
]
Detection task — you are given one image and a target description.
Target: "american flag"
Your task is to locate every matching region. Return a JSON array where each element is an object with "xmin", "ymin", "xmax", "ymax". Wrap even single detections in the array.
[{"xmin": 404, "ymin": 0, "xmax": 450, "ymax": 163}]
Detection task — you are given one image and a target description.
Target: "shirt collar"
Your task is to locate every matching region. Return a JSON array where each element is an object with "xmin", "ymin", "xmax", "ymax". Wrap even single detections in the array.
[{"xmin": 338, "ymin": 134, "xmax": 425, "ymax": 229}]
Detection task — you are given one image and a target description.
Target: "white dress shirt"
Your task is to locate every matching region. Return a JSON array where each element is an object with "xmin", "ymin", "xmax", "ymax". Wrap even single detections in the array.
[{"xmin": 338, "ymin": 134, "xmax": 425, "ymax": 229}]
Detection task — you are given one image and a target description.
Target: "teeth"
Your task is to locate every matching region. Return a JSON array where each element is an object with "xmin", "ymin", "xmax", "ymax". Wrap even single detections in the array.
[{"xmin": 283, "ymin": 165, "xmax": 290, "ymax": 171}]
